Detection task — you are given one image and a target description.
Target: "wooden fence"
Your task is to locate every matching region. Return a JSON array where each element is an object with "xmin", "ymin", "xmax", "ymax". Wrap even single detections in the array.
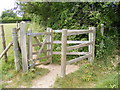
[
  {"xmin": 12, "ymin": 21, "xmax": 96, "ymax": 77},
  {"xmin": 0, "ymin": 21, "xmax": 98, "ymax": 77},
  {"xmin": 52, "ymin": 28, "xmax": 96, "ymax": 77}
]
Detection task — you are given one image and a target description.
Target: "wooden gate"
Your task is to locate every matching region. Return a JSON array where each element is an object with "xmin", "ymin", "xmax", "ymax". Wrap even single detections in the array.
[
  {"xmin": 27, "ymin": 28, "xmax": 53, "ymax": 68},
  {"xmin": 18, "ymin": 21, "xmax": 96, "ymax": 77}
]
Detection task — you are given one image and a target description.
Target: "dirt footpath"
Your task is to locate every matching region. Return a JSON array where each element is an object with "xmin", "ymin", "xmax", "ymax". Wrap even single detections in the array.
[{"xmin": 31, "ymin": 64, "xmax": 79, "ymax": 88}]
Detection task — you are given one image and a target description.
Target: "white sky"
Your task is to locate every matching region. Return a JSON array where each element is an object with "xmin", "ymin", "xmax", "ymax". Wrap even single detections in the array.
[{"xmin": 0, "ymin": 0, "xmax": 16, "ymax": 16}]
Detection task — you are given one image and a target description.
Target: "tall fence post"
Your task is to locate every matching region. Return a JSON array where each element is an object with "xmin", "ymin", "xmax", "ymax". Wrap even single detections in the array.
[
  {"xmin": 46, "ymin": 28, "xmax": 53, "ymax": 63},
  {"xmin": 100, "ymin": 24, "xmax": 104, "ymax": 48},
  {"xmin": 0, "ymin": 25, "xmax": 7, "ymax": 62},
  {"xmin": 28, "ymin": 28, "xmax": 34, "ymax": 68},
  {"xmin": 92, "ymin": 27, "xmax": 96, "ymax": 62},
  {"xmin": 12, "ymin": 28, "xmax": 20, "ymax": 71},
  {"xmin": 20, "ymin": 21, "xmax": 28, "ymax": 72},
  {"xmin": 61, "ymin": 29, "xmax": 67, "ymax": 77},
  {"xmin": 16, "ymin": 21, "xmax": 19, "ymax": 28},
  {"xmin": 88, "ymin": 27, "xmax": 96, "ymax": 63}
]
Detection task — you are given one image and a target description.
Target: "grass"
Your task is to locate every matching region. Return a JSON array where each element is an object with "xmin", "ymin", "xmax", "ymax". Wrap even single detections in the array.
[
  {"xmin": 1, "ymin": 62, "xmax": 49, "ymax": 88},
  {"xmin": 53, "ymin": 60, "xmax": 119, "ymax": 88},
  {"xmin": 0, "ymin": 23, "xmax": 49, "ymax": 88}
]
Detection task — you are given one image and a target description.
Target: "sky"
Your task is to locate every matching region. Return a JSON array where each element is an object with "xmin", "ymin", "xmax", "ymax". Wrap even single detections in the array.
[{"xmin": 0, "ymin": 0, "xmax": 16, "ymax": 16}]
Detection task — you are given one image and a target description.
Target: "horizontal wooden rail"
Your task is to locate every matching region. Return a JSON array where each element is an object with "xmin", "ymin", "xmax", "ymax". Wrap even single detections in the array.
[
  {"xmin": 33, "ymin": 49, "xmax": 51, "ymax": 54},
  {"xmin": 67, "ymin": 41, "xmax": 94, "ymax": 50},
  {"xmin": 67, "ymin": 54, "xmax": 92, "ymax": 65},
  {"xmin": 33, "ymin": 55, "xmax": 52, "ymax": 61},
  {"xmin": 32, "ymin": 42, "xmax": 51, "ymax": 46},
  {"xmin": 53, "ymin": 41, "xmax": 89, "ymax": 44},
  {"xmin": 26, "ymin": 32, "xmax": 51, "ymax": 36},
  {"xmin": 34, "ymin": 60, "xmax": 51, "ymax": 66},
  {"xmin": 53, "ymin": 52, "xmax": 89, "ymax": 55},
  {"xmin": 53, "ymin": 29, "xmax": 88, "ymax": 33},
  {"xmin": 67, "ymin": 30, "xmax": 93, "ymax": 36}
]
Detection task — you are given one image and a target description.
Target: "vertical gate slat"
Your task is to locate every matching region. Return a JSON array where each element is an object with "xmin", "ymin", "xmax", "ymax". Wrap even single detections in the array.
[
  {"xmin": 61, "ymin": 29, "xmax": 67, "ymax": 77},
  {"xmin": 20, "ymin": 21, "xmax": 28, "ymax": 72},
  {"xmin": 28, "ymin": 29, "xmax": 34, "ymax": 67},
  {"xmin": 46, "ymin": 28, "xmax": 53, "ymax": 63}
]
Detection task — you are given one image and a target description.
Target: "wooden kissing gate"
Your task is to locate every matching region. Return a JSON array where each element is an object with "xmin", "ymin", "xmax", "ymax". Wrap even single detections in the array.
[{"xmin": 12, "ymin": 21, "xmax": 96, "ymax": 77}]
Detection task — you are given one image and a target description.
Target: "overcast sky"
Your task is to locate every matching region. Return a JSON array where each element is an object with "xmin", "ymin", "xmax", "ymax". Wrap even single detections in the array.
[{"xmin": 0, "ymin": 0, "xmax": 16, "ymax": 16}]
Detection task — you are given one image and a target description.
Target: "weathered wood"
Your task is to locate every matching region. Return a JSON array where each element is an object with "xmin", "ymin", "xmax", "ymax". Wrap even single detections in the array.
[
  {"xmin": 33, "ymin": 49, "xmax": 51, "ymax": 54},
  {"xmin": 61, "ymin": 29, "xmax": 67, "ymax": 77},
  {"xmin": 28, "ymin": 29, "xmax": 34, "ymax": 67},
  {"xmin": 12, "ymin": 28, "xmax": 20, "ymax": 71},
  {"xmin": 46, "ymin": 28, "xmax": 53, "ymax": 63},
  {"xmin": 67, "ymin": 54, "xmax": 92, "ymax": 65},
  {"xmin": 36, "ymin": 37, "xmax": 47, "ymax": 59},
  {"xmin": 88, "ymin": 27, "xmax": 96, "ymax": 63},
  {"xmin": 26, "ymin": 32, "xmax": 51, "ymax": 36},
  {"xmin": 53, "ymin": 29, "xmax": 88, "ymax": 33},
  {"xmin": 20, "ymin": 21, "xmax": 28, "ymax": 72},
  {"xmin": 53, "ymin": 52, "xmax": 89, "ymax": 55},
  {"xmin": 33, "ymin": 36, "xmax": 42, "ymax": 47},
  {"xmin": 53, "ymin": 41, "xmax": 89, "ymax": 44},
  {"xmin": 34, "ymin": 60, "xmax": 51, "ymax": 66},
  {"xmin": 33, "ymin": 55, "xmax": 52, "ymax": 61},
  {"xmin": 67, "ymin": 30, "xmax": 93, "ymax": 36},
  {"xmin": 92, "ymin": 27, "xmax": 96, "ymax": 63},
  {"xmin": 16, "ymin": 21, "xmax": 19, "ymax": 28},
  {"xmin": 88, "ymin": 27, "xmax": 93, "ymax": 63},
  {"xmin": 0, "ymin": 25, "xmax": 7, "ymax": 62},
  {"xmin": 0, "ymin": 42, "xmax": 13, "ymax": 59},
  {"xmin": 100, "ymin": 24, "xmax": 104, "ymax": 48},
  {"xmin": 67, "ymin": 41, "xmax": 94, "ymax": 51},
  {"xmin": 32, "ymin": 42, "xmax": 51, "ymax": 46}
]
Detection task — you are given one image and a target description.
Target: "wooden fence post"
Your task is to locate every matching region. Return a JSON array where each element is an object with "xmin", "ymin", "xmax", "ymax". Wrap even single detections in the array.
[
  {"xmin": 61, "ymin": 29, "xmax": 67, "ymax": 77},
  {"xmin": 46, "ymin": 28, "xmax": 53, "ymax": 63},
  {"xmin": 12, "ymin": 28, "xmax": 20, "ymax": 71},
  {"xmin": 16, "ymin": 21, "xmax": 19, "ymax": 28},
  {"xmin": 20, "ymin": 21, "xmax": 28, "ymax": 72},
  {"xmin": 0, "ymin": 25, "xmax": 7, "ymax": 62},
  {"xmin": 28, "ymin": 29, "xmax": 34, "ymax": 67},
  {"xmin": 88, "ymin": 27, "xmax": 96, "ymax": 63},
  {"xmin": 92, "ymin": 27, "xmax": 96, "ymax": 62},
  {"xmin": 100, "ymin": 24, "xmax": 104, "ymax": 48}
]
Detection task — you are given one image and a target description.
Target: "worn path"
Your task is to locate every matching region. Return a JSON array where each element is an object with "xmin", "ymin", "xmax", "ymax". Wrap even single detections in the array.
[{"xmin": 31, "ymin": 64, "xmax": 79, "ymax": 88}]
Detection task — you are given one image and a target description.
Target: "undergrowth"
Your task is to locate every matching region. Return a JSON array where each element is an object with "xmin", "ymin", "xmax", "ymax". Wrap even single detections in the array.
[{"xmin": 53, "ymin": 59, "xmax": 119, "ymax": 88}]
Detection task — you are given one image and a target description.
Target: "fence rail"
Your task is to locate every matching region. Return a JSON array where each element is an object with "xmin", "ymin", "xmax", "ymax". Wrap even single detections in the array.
[
  {"xmin": 7, "ymin": 21, "xmax": 96, "ymax": 77},
  {"xmin": 53, "ymin": 41, "xmax": 90, "ymax": 44},
  {"xmin": 27, "ymin": 32, "xmax": 51, "ymax": 36},
  {"xmin": 67, "ymin": 41, "xmax": 94, "ymax": 50},
  {"xmin": 66, "ymin": 54, "xmax": 92, "ymax": 65},
  {"xmin": 53, "ymin": 52, "xmax": 89, "ymax": 55}
]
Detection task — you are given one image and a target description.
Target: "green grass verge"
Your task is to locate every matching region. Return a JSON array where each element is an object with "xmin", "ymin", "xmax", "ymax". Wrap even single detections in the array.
[{"xmin": 53, "ymin": 60, "xmax": 118, "ymax": 88}]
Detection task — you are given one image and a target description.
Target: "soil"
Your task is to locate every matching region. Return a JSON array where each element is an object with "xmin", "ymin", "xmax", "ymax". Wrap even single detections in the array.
[{"xmin": 31, "ymin": 64, "xmax": 79, "ymax": 88}]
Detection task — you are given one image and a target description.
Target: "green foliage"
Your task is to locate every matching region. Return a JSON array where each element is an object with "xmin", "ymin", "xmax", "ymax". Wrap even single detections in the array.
[
  {"xmin": 18, "ymin": 2, "xmax": 119, "ymax": 62},
  {"xmin": 95, "ymin": 73, "xmax": 118, "ymax": 88},
  {"xmin": 95, "ymin": 28, "xmax": 117, "ymax": 63},
  {"xmin": 1, "ymin": 10, "xmax": 17, "ymax": 19}
]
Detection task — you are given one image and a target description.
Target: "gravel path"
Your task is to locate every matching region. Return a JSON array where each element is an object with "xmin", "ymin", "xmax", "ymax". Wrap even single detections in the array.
[{"xmin": 31, "ymin": 64, "xmax": 79, "ymax": 88}]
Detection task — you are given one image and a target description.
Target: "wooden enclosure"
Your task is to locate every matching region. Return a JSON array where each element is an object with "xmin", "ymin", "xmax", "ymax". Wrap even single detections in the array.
[
  {"xmin": 18, "ymin": 22, "xmax": 96, "ymax": 77},
  {"xmin": 0, "ymin": 21, "xmax": 97, "ymax": 77}
]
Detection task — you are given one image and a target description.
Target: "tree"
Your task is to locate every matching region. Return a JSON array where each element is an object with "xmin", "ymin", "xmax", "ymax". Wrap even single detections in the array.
[
  {"xmin": 17, "ymin": 2, "xmax": 119, "ymax": 61},
  {"xmin": 1, "ymin": 9, "xmax": 17, "ymax": 19}
]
